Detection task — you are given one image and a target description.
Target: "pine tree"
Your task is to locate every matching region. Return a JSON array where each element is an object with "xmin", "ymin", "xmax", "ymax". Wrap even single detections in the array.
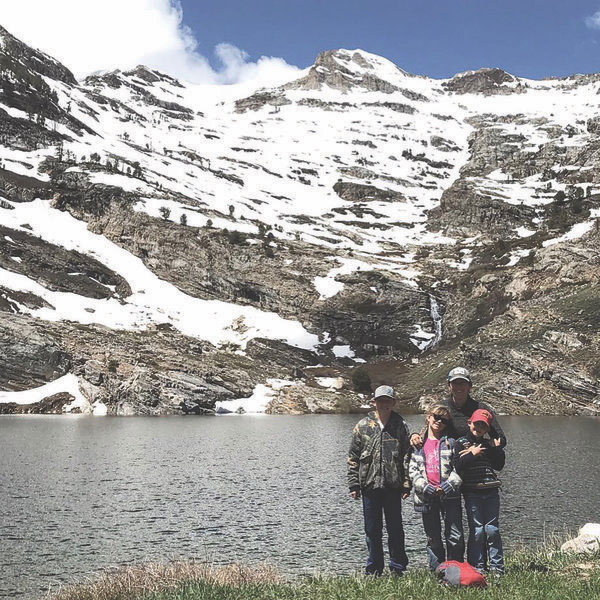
[{"xmin": 352, "ymin": 367, "xmax": 371, "ymax": 393}]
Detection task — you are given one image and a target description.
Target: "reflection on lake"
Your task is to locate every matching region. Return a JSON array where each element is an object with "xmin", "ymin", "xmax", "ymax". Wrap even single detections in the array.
[{"xmin": 1, "ymin": 414, "xmax": 599, "ymax": 598}]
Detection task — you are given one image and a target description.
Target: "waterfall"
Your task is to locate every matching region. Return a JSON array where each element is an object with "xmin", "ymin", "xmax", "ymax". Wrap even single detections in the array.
[
  {"xmin": 427, "ymin": 294, "xmax": 443, "ymax": 349},
  {"xmin": 410, "ymin": 294, "xmax": 444, "ymax": 353}
]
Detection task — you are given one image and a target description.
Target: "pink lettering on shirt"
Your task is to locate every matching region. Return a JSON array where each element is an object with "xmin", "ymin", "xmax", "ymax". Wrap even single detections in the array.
[{"xmin": 423, "ymin": 437, "xmax": 441, "ymax": 487}]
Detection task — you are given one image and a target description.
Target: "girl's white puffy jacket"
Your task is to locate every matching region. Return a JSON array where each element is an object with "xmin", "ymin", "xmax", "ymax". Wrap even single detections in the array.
[{"xmin": 408, "ymin": 435, "xmax": 462, "ymax": 513}]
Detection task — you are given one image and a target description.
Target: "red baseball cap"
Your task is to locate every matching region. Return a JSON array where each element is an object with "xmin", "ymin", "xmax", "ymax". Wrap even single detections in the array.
[{"xmin": 469, "ymin": 409, "xmax": 493, "ymax": 427}]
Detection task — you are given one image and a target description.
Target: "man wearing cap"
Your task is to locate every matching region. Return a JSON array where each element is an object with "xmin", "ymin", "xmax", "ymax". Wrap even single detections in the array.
[
  {"xmin": 347, "ymin": 385, "xmax": 412, "ymax": 576},
  {"xmin": 411, "ymin": 368, "xmax": 506, "ymax": 449},
  {"xmin": 442, "ymin": 367, "xmax": 506, "ymax": 447}
]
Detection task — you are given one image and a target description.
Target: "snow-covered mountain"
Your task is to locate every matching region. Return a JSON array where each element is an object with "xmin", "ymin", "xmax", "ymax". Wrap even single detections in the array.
[{"xmin": 1, "ymin": 25, "xmax": 599, "ymax": 415}]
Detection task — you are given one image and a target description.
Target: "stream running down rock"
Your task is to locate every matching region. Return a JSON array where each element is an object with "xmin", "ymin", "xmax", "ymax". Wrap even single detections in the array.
[{"xmin": 426, "ymin": 295, "xmax": 443, "ymax": 350}]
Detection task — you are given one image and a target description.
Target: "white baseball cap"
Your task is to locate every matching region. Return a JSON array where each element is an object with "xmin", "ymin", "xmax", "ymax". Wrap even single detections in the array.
[{"xmin": 374, "ymin": 385, "xmax": 395, "ymax": 400}]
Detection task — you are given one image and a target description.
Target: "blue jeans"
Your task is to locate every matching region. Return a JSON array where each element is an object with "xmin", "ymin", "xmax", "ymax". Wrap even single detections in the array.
[
  {"xmin": 421, "ymin": 496, "xmax": 465, "ymax": 570},
  {"xmin": 362, "ymin": 488, "xmax": 408, "ymax": 575},
  {"xmin": 464, "ymin": 490, "xmax": 504, "ymax": 573}
]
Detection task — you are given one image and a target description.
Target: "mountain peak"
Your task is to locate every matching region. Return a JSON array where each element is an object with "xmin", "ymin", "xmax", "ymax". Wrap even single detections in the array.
[
  {"xmin": 319, "ymin": 48, "xmax": 410, "ymax": 76},
  {"xmin": 287, "ymin": 48, "xmax": 410, "ymax": 94}
]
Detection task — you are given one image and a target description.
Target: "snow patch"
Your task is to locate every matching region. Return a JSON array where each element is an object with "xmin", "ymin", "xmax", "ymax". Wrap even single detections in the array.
[
  {"xmin": 506, "ymin": 248, "xmax": 532, "ymax": 267},
  {"xmin": 315, "ymin": 376, "xmax": 344, "ymax": 390},
  {"xmin": 214, "ymin": 378, "xmax": 294, "ymax": 413},
  {"xmin": 0, "ymin": 374, "xmax": 88, "ymax": 409},
  {"xmin": 515, "ymin": 226, "xmax": 535, "ymax": 238},
  {"xmin": 89, "ymin": 172, "xmax": 153, "ymax": 193},
  {"xmin": 410, "ymin": 325, "xmax": 436, "ymax": 351},
  {"xmin": 314, "ymin": 258, "xmax": 373, "ymax": 300},
  {"xmin": 92, "ymin": 400, "xmax": 108, "ymax": 416},
  {"xmin": 542, "ymin": 221, "xmax": 594, "ymax": 247},
  {"xmin": 332, "ymin": 344, "xmax": 355, "ymax": 358}
]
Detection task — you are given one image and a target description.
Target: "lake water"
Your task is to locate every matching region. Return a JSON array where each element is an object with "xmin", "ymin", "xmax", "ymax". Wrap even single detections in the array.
[{"xmin": 1, "ymin": 415, "xmax": 599, "ymax": 598}]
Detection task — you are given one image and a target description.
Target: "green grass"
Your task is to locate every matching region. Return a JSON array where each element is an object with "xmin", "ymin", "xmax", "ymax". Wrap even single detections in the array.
[
  {"xmin": 46, "ymin": 548, "xmax": 600, "ymax": 600},
  {"xmin": 547, "ymin": 284, "xmax": 600, "ymax": 329}
]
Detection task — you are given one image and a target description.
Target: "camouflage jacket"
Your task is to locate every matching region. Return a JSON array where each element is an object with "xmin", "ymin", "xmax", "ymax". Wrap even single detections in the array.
[{"xmin": 347, "ymin": 411, "xmax": 412, "ymax": 492}]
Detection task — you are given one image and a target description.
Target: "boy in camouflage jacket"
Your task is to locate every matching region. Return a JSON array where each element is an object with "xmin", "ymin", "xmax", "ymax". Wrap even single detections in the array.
[{"xmin": 347, "ymin": 385, "xmax": 412, "ymax": 575}]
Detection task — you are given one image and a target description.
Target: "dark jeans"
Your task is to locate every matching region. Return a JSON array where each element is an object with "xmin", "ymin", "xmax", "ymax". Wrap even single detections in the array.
[
  {"xmin": 464, "ymin": 490, "xmax": 504, "ymax": 573},
  {"xmin": 421, "ymin": 496, "xmax": 465, "ymax": 570},
  {"xmin": 362, "ymin": 488, "xmax": 408, "ymax": 575}
]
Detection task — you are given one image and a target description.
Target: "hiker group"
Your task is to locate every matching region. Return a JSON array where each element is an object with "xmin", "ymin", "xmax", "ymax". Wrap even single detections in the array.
[{"xmin": 347, "ymin": 367, "xmax": 506, "ymax": 578}]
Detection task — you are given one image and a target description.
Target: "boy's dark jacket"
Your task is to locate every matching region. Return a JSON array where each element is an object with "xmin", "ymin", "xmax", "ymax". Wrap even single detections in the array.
[
  {"xmin": 455, "ymin": 432, "xmax": 506, "ymax": 491},
  {"xmin": 347, "ymin": 411, "xmax": 411, "ymax": 493}
]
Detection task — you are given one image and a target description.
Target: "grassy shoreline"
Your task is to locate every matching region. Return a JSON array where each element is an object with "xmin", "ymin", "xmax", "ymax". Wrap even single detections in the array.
[{"xmin": 45, "ymin": 546, "xmax": 600, "ymax": 600}]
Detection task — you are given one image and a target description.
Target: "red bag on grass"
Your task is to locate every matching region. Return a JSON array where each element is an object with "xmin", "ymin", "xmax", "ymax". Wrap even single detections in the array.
[{"xmin": 435, "ymin": 560, "xmax": 487, "ymax": 587}]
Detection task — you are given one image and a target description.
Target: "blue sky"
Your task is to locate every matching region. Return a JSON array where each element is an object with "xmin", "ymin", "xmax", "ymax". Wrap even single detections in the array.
[
  {"xmin": 3, "ymin": 1, "xmax": 600, "ymax": 83},
  {"xmin": 183, "ymin": 0, "xmax": 600, "ymax": 79}
]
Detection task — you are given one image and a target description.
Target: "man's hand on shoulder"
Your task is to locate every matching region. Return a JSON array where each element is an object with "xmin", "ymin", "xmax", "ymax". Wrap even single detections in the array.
[
  {"xmin": 469, "ymin": 443, "xmax": 486, "ymax": 456},
  {"xmin": 458, "ymin": 441, "xmax": 472, "ymax": 456},
  {"xmin": 410, "ymin": 433, "xmax": 423, "ymax": 448}
]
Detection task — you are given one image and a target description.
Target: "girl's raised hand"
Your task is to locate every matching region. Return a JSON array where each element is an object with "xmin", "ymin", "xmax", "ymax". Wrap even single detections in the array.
[{"xmin": 410, "ymin": 433, "xmax": 423, "ymax": 448}]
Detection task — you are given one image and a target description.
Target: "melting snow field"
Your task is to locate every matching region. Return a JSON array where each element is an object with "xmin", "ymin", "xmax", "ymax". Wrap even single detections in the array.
[
  {"xmin": 0, "ymin": 198, "xmax": 320, "ymax": 351},
  {"xmin": 34, "ymin": 48, "xmax": 478, "ymax": 260},
  {"xmin": 0, "ymin": 374, "xmax": 107, "ymax": 414}
]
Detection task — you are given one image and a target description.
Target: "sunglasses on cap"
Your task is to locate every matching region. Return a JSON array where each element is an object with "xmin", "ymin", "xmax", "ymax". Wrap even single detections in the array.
[{"xmin": 432, "ymin": 414, "xmax": 450, "ymax": 425}]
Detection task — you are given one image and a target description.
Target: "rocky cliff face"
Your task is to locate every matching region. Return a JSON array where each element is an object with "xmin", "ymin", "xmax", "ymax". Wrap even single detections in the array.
[{"xmin": 0, "ymin": 31, "xmax": 598, "ymax": 415}]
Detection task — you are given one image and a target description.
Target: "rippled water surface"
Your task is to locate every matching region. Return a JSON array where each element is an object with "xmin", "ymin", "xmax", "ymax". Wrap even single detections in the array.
[{"xmin": 1, "ymin": 415, "xmax": 599, "ymax": 598}]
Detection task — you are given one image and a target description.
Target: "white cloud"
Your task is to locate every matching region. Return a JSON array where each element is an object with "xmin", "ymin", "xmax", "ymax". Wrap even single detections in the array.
[
  {"xmin": 214, "ymin": 43, "xmax": 303, "ymax": 85},
  {"xmin": 0, "ymin": 0, "xmax": 301, "ymax": 85},
  {"xmin": 585, "ymin": 10, "xmax": 600, "ymax": 29}
]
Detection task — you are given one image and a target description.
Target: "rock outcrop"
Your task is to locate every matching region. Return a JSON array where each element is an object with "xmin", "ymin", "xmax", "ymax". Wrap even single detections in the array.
[
  {"xmin": 561, "ymin": 524, "xmax": 600, "ymax": 554},
  {"xmin": 444, "ymin": 68, "xmax": 518, "ymax": 95},
  {"xmin": 266, "ymin": 381, "xmax": 365, "ymax": 414}
]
